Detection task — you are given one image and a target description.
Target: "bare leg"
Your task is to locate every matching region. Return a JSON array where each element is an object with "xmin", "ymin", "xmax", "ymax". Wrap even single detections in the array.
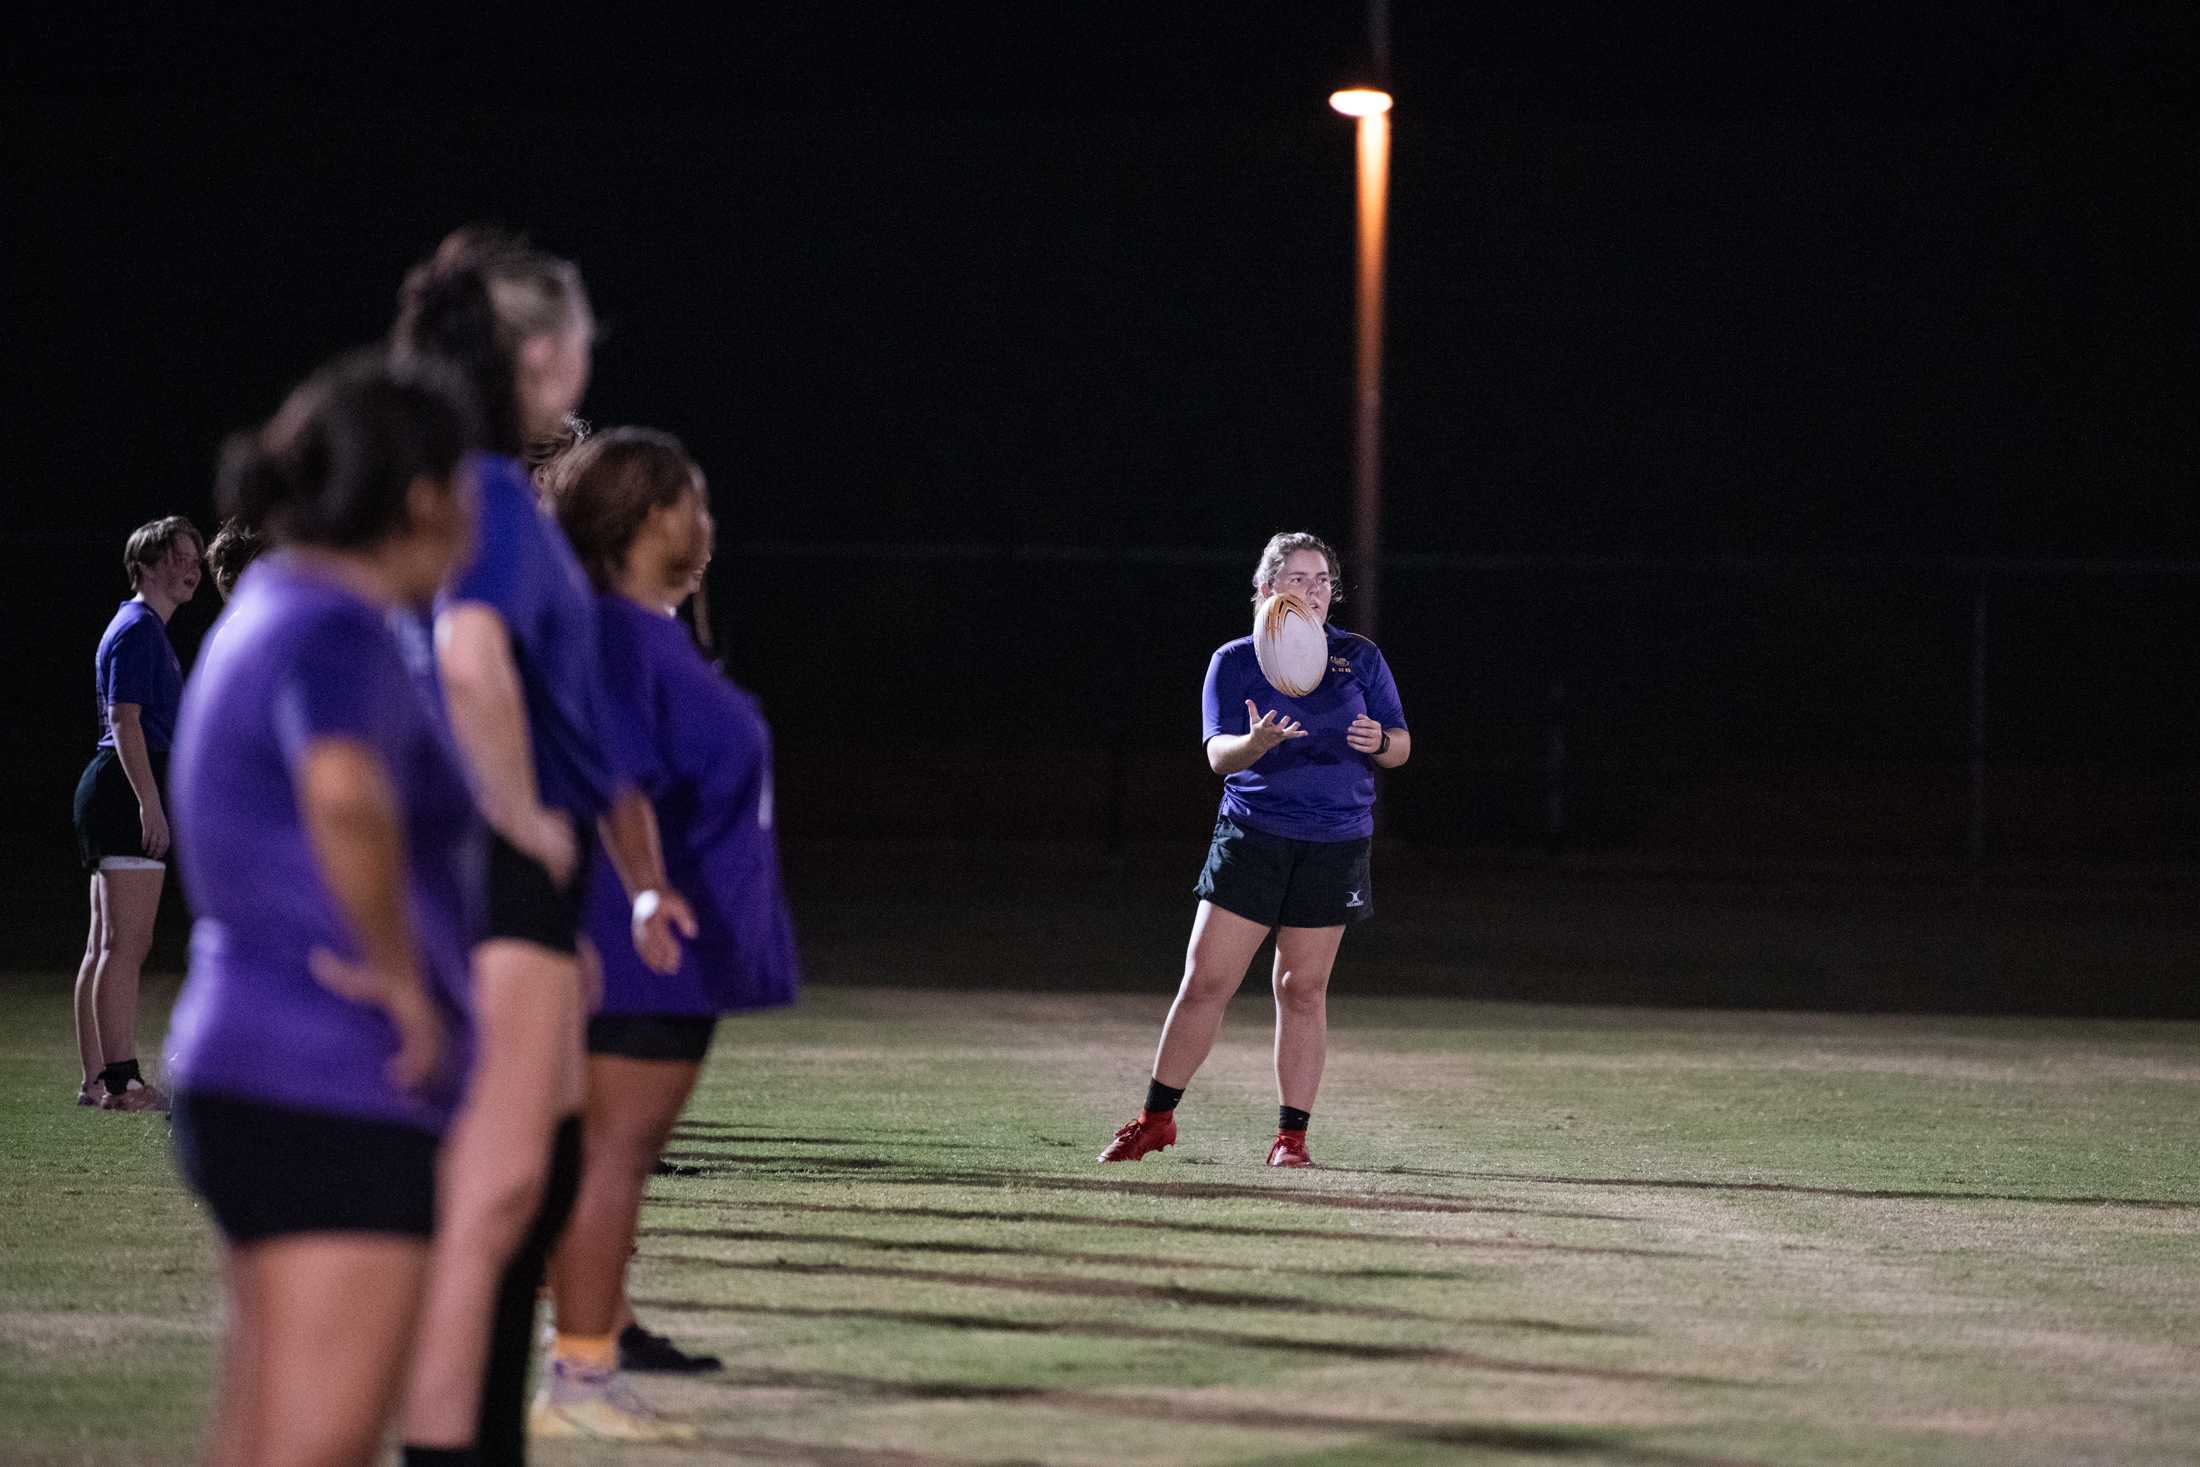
[
  {"xmin": 1151, "ymin": 902, "xmax": 1273, "ymax": 1089},
  {"xmin": 91, "ymin": 866, "xmax": 164, "ymax": 1068},
  {"xmin": 230, "ymin": 1233, "xmax": 431, "ymax": 1466},
  {"xmin": 1271, "ymin": 924, "xmax": 1346, "ymax": 1112},
  {"xmin": 549, "ymin": 1056, "xmax": 700, "ymax": 1336},
  {"xmin": 206, "ymin": 1249, "xmax": 263, "ymax": 1467},
  {"xmin": 400, "ymin": 942, "xmax": 577, "ymax": 1448},
  {"xmin": 73, "ymin": 876, "xmax": 105, "ymax": 1086}
]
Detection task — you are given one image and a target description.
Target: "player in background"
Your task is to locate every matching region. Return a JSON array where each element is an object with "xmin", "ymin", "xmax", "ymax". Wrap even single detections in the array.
[
  {"xmin": 70, "ymin": 514, "xmax": 200, "ymax": 1112},
  {"xmin": 534, "ymin": 427, "xmax": 797, "ymax": 1435},
  {"xmin": 1100, "ymin": 532, "xmax": 1410, "ymax": 1169},
  {"xmin": 204, "ymin": 516, "xmax": 267, "ymax": 600},
  {"xmin": 389, "ymin": 227, "xmax": 696, "ymax": 1467},
  {"xmin": 166, "ymin": 355, "xmax": 480, "ymax": 1467}
]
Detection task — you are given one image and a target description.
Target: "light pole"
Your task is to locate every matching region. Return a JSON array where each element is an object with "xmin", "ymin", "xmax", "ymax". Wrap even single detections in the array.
[{"xmin": 1329, "ymin": 84, "xmax": 1391, "ymax": 638}]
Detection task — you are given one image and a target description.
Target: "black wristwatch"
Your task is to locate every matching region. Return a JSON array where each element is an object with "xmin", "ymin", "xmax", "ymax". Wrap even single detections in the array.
[{"xmin": 1376, "ymin": 730, "xmax": 1391, "ymax": 756}]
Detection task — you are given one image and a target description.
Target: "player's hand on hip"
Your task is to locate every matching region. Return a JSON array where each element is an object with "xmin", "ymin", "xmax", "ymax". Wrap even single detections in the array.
[
  {"xmin": 308, "ymin": 948, "xmax": 446, "ymax": 1092},
  {"xmin": 632, "ymin": 886, "xmax": 699, "ymax": 975},
  {"xmin": 520, "ymin": 806, "xmax": 579, "ymax": 889},
  {"xmin": 1245, "ymin": 699, "xmax": 1309, "ymax": 752},
  {"xmin": 1346, "ymin": 714, "xmax": 1386, "ymax": 754}
]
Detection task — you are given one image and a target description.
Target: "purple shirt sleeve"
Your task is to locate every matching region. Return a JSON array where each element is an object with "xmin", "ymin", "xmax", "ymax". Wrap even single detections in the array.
[
  {"xmin": 1361, "ymin": 646, "xmax": 1407, "ymax": 731},
  {"xmin": 269, "ymin": 617, "xmax": 406, "ymax": 772},
  {"xmin": 105, "ymin": 614, "xmax": 164, "ymax": 709},
  {"xmin": 1200, "ymin": 647, "xmax": 1234, "ymax": 744}
]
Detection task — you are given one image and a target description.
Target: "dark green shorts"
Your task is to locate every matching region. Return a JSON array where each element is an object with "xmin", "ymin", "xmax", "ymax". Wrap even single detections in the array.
[{"xmin": 1193, "ymin": 815, "xmax": 1372, "ymax": 929}]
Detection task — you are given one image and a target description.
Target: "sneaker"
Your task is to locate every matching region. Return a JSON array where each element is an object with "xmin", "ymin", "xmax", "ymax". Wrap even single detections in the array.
[
  {"xmin": 1097, "ymin": 1112, "xmax": 1176, "ymax": 1163},
  {"xmin": 620, "ymin": 1321, "xmax": 723, "ymax": 1374},
  {"xmin": 529, "ymin": 1361, "xmax": 698, "ymax": 1443},
  {"xmin": 1266, "ymin": 1130, "xmax": 1313, "ymax": 1168},
  {"xmin": 98, "ymin": 1079, "xmax": 170, "ymax": 1114},
  {"xmin": 76, "ymin": 1080, "xmax": 102, "ymax": 1108}
]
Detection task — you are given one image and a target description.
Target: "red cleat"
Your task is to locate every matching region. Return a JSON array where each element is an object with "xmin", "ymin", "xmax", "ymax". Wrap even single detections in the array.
[
  {"xmin": 1266, "ymin": 1130, "xmax": 1313, "ymax": 1168},
  {"xmin": 1098, "ymin": 1112, "xmax": 1176, "ymax": 1163}
]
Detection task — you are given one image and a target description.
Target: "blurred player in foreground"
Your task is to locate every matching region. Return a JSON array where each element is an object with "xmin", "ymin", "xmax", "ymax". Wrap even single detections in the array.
[
  {"xmin": 390, "ymin": 227, "xmax": 694, "ymax": 1467},
  {"xmin": 534, "ymin": 426, "xmax": 797, "ymax": 1438},
  {"xmin": 166, "ymin": 354, "xmax": 481, "ymax": 1466}
]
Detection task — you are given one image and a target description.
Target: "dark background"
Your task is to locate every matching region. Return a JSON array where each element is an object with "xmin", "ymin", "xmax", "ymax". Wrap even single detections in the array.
[{"xmin": 5, "ymin": 6, "xmax": 2195, "ymax": 1013}]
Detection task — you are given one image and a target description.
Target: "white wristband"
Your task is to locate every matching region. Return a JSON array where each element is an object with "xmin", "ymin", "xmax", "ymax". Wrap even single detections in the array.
[{"xmin": 632, "ymin": 889, "xmax": 663, "ymax": 923}]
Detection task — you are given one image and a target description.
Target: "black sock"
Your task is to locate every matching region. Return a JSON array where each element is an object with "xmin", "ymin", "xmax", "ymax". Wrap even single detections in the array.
[
  {"xmin": 1279, "ymin": 1106, "xmax": 1311, "ymax": 1133},
  {"xmin": 403, "ymin": 1448, "xmax": 480, "ymax": 1467},
  {"xmin": 99, "ymin": 1059, "xmax": 142, "ymax": 1097},
  {"xmin": 1143, "ymin": 1079, "xmax": 1186, "ymax": 1115}
]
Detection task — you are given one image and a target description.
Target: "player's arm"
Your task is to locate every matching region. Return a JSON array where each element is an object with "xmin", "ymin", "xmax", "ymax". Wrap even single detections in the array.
[
  {"xmin": 296, "ymin": 737, "xmax": 442, "ymax": 1090},
  {"xmin": 1207, "ymin": 699, "xmax": 1309, "ymax": 776},
  {"xmin": 107, "ymin": 702, "xmax": 169, "ymax": 858},
  {"xmin": 433, "ymin": 601, "xmax": 575, "ymax": 884},
  {"xmin": 597, "ymin": 786, "xmax": 696, "ymax": 976}
]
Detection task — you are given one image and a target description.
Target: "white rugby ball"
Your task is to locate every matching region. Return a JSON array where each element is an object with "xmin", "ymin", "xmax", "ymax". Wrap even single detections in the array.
[{"xmin": 1253, "ymin": 592, "xmax": 1327, "ymax": 697}]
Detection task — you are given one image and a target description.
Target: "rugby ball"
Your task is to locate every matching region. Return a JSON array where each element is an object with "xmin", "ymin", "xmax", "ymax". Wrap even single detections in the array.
[{"xmin": 1253, "ymin": 592, "xmax": 1327, "ymax": 697}]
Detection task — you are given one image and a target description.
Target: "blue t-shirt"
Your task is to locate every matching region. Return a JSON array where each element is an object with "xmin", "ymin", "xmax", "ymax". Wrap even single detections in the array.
[
  {"xmin": 585, "ymin": 596, "xmax": 798, "ymax": 1016},
  {"xmin": 166, "ymin": 555, "xmax": 483, "ymax": 1133},
  {"xmin": 94, "ymin": 599, "xmax": 184, "ymax": 752},
  {"xmin": 440, "ymin": 453, "xmax": 653, "ymax": 821},
  {"xmin": 1200, "ymin": 621, "xmax": 1408, "ymax": 842}
]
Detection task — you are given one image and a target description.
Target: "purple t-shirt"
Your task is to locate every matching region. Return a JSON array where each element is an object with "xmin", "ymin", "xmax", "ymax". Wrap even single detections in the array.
[
  {"xmin": 94, "ymin": 600, "xmax": 183, "ymax": 752},
  {"xmin": 166, "ymin": 555, "xmax": 482, "ymax": 1133},
  {"xmin": 1201, "ymin": 621, "xmax": 1408, "ymax": 842},
  {"xmin": 585, "ymin": 596, "xmax": 798, "ymax": 1016},
  {"xmin": 440, "ymin": 453, "xmax": 651, "ymax": 821}
]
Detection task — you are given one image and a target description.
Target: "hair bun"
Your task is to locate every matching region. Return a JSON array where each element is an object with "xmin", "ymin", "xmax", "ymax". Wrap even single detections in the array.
[{"xmin": 215, "ymin": 432, "xmax": 293, "ymax": 530}]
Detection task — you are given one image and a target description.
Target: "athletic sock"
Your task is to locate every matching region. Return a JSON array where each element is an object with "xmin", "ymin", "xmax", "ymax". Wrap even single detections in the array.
[
  {"xmin": 1142, "ymin": 1079, "xmax": 1186, "ymax": 1115},
  {"xmin": 553, "ymin": 1331, "xmax": 618, "ymax": 1371},
  {"xmin": 1279, "ymin": 1106, "xmax": 1311, "ymax": 1133},
  {"xmin": 401, "ymin": 1446, "xmax": 479, "ymax": 1467},
  {"xmin": 98, "ymin": 1059, "xmax": 143, "ymax": 1098}
]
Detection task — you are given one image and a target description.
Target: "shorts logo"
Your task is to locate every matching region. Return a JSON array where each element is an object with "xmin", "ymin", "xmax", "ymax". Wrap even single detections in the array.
[{"xmin": 1345, "ymin": 888, "xmax": 1365, "ymax": 908}]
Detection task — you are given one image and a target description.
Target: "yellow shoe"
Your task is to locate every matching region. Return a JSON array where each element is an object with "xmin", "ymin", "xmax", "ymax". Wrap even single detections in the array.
[{"xmin": 529, "ymin": 1363, "xmax": 699, "ymax": 1443}]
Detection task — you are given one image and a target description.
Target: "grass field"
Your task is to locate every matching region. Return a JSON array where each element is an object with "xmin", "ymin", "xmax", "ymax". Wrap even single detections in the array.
[{"xmin": 4, "ymin": 973, "xmax": 2198, "ymax": 1465}]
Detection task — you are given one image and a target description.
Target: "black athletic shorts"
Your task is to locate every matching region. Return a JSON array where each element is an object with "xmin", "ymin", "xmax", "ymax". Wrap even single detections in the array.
[
  {"xmin": 1193, "ymin": 815, "xmax": 1373, "ymax": 929},
  {"xmin": 172, "ymin": 1091, "xmax": 438, "ymax": 1243},
  {"xmin": 73, "ymin": 746, "xmax": 169, "ymax": 871},
  {"xmin": 586, "ymin": 1013, "xmax": 717, "ymax": 1063},
  {"xmin": 484, "ymin": 828, "xmax": 592, "ymax": 954}
]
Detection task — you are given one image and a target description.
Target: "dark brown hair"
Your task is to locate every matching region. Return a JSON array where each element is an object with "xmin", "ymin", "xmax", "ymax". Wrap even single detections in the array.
[
  {"xmin": 204, "ymin": 517, "xmax": 267, "ymax": 598},
  {"xmin": 217, "ymin": 352, "xmax": 479, "ymax": 552},
  {"xmin": 541, "ymin": 426, "xmax": 702, "ymax": 592}
]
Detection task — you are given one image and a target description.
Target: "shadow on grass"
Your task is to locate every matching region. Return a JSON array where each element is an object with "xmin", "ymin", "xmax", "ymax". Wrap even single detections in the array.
[
  {"xmin": 693, "ymin": 1434, "xmax": 1040, "ymax": 1467},
  {"xmin": 670, "ymin": 1125, "xmax": 982, "ymax": 1150},
  {"xmin": 648, "ymin": 1253, "xmax": 1455, "ymax": 1321},
  {"xmin": 645, "ymin": 1196, "xmax": 1694, "ymax": 1259},
  {"xmin": 1465, "ymin": 1169, "xmax": 2200, "ymax": 1211},
  {"xmin": 642, "ymin": 1297, "xmax": 1652, "ymax": 1354},
  {"xmin": 636, "ymin": 1224, "xmax": 1490, "ymax": 1281},
  {"xmin": 689, "ymin": 1364, "xmax": 1760, "ymax": 1463}
]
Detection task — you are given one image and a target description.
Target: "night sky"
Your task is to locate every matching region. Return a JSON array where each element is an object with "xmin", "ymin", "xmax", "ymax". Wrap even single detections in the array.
[{"xmin": 5, "ymin": 5, "xmax": 2192, "ymax": 856}]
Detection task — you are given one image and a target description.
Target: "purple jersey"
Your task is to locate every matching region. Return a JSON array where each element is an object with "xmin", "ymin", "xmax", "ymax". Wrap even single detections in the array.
[
  {"xmin": 440, "ymin": 454, "xmax": 653, "ymax": 820},
  {"xmin": 93, "ymin": 600, "xmax": 183, "ymax": 752},
  {"xmin": 585, "ymin": 596, "xmax": 798, "ymax": 1015},
  {"xmin": 166, "ymin": 554, "xmax": 482, "ymax": 1133},
  {"xmin": 1201, "ymin": 621, "xmax": 1407, "ymax": 842}
]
